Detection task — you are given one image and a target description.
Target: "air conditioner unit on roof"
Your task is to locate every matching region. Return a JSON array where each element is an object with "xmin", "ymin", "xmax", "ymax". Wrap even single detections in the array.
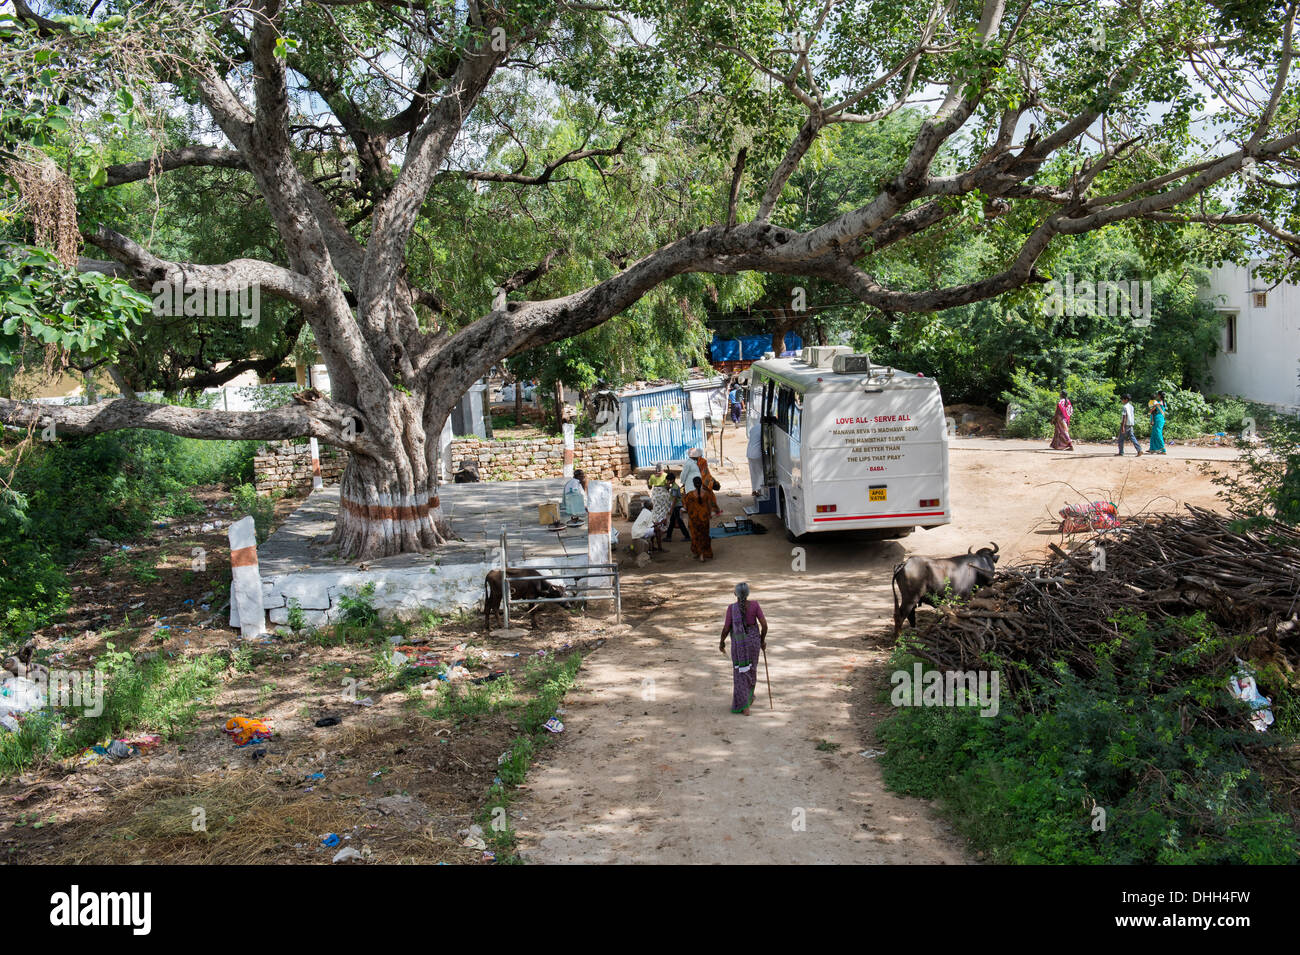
[
  {"xmin": 804, "ymin": 345, "xmax": 852, "ymax": 368},
  {"xmin": 832, "ymin": 353, "xmax": 874, "ymax": 374}
]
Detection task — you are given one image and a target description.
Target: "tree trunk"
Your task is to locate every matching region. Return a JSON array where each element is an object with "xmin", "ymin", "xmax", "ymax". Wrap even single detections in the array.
[{"xmin": 328, "ymin": 390, "xmax": 450, "ymax": 561}]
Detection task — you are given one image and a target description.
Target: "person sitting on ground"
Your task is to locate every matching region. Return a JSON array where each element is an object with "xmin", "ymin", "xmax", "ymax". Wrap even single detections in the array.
[
  {"xmin": 563, "ymin": 468, "xmax": 588, "ymax": 523},
  {"xmin": 631, "ymin": 496, "xmax": 663, "ymax": 552}
]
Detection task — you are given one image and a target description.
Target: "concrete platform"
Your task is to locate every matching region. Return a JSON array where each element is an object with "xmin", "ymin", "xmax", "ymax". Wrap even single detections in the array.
[{"xmin": 257, "ymin": 480, "xmax": 590, "ymax": 627}]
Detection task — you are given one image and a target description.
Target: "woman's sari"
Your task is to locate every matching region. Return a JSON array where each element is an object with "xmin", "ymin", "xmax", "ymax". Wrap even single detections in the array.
[
  {"xmin": 1149, "ymin": 402, "xmax": 1167, "ymax": 453},
  {"xmin": 696, "ymin": 458, "xmax": 722, "ymax": 495},
  {"xmin": 684, "ymin": 489, "xmax": 713, "ymax": 559},
  {"xmin": 650, "ymin": 485, "xmax": 671, "ymax": 534},
  {"xmin": 725, "ymin": 600, "xmax": 764, "ymax": 713},
  {"xmin": 1049, "ymin": 399, "xmax": 1074, "ymax": 450}
]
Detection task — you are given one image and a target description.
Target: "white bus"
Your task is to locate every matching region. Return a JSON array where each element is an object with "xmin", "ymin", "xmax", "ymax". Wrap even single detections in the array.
[{"xmin": 748, "ymin": 350, "xmax": 952, "ymax": 540}]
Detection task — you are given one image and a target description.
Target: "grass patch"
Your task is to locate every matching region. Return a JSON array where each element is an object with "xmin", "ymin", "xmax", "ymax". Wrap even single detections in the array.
[
  {"xmin": 0, "ymin": 645, "xmax": 226, "ymax": 778},
  {"xmin": 473, "ymin": 651, "xmax": 584, "ymax": 863}
]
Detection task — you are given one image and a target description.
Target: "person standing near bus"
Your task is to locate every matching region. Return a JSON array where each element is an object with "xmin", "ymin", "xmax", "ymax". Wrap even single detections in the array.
[
  {"xmin": 663, "ymin": 472, "xmax": 689, "ymax": 541},
  {"xmin": 696, "ymin": 455, "xmax": 723, "ymax": 516},
  {"xmin": 684, "ymin": 476, "xmax": 715, "ymax": 560}
]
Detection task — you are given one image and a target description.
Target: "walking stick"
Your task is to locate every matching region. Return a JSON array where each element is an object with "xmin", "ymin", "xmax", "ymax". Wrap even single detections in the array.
[{"xmin": 762, "ymin": 645, "xmax": 773, "ymax": 709}]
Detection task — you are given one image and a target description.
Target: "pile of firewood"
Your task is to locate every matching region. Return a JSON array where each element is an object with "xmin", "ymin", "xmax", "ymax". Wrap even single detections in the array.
[{"xmin": 910, "ymin": 506, "xmax": 1300, "ymax": 692}]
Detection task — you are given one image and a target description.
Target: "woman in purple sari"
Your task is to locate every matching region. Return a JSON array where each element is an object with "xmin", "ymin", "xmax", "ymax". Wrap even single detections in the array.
[
  {"xmin": 1049, "ymin": 391, "xmax": 1074, "ymax": 450},
  {"xmin": 719, "ymin": 582, "xmax": 767, "ymax": 715}
]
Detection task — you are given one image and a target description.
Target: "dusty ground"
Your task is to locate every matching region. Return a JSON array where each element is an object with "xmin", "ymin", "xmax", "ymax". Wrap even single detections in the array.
[{"xmin": 512, "ymin": 428, "xmax": 1237, "ymax": 864}]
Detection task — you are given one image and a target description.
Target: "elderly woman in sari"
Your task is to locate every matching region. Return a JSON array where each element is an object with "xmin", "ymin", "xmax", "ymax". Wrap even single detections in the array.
[
  {"xmin": 720, "ymin": 582, "xmax": 767, "ymax": 715},
  {"xmin": 684, "ymin": 476, "xmax": 715, "ymax": 560},
  {"xmin": 1049, "ymin": 391, "xmax": 1074, "ymax": 450}
]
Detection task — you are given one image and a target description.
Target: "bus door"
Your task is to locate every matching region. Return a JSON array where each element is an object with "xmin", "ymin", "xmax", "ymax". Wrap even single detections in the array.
[{"xmin": 760, "ymin": 376, "xmax": 778, "ymax": 487}]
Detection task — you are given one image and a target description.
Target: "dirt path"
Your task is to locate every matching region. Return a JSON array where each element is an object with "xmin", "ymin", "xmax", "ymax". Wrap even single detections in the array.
[{"xmin": 515, "ymin": 431, "xmax": 1235, "ymax": 864}]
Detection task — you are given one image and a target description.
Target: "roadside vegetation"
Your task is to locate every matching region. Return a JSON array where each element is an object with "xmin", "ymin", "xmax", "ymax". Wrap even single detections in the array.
[
  {"xmin": 0, "ymin": 429, "xmax": 257, "ymax": 639},
  {"xmin": 879, "ymin": 615, "xmax": 1299, "ymax": 864},
  {"xmin": 878, "ymin": 421, "xmax": 1300, "ymax": 864}
]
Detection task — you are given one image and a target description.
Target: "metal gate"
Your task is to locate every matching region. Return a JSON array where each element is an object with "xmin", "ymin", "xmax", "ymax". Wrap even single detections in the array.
[{"xmin": 497, "ymin": 529, "xmax": 621, "ymax": 629}]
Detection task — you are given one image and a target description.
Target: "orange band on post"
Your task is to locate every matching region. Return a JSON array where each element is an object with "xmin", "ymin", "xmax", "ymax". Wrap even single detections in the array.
[
  {"xmin": 588, "ymin": 511, "xmax": 611, "ymax": 534},
  {"xmin": 231, "ymin": 545, "xmax": 258, "ymax": 567}
]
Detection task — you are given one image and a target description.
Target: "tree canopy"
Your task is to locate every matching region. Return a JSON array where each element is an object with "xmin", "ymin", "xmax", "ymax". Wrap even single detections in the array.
[{"xmin": 0, "ymin": 0, "xmax": 1295, "ymax": 556}]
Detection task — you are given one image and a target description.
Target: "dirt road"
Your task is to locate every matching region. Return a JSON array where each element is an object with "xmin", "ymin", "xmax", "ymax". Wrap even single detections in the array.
[{"xmin": 514, "ymin": 433, "xmax": 1234, "ymax": 864}]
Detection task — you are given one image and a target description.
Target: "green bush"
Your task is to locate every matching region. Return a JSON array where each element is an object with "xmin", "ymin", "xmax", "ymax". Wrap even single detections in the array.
[
  {"xmin": 1214, "ymin": 411, "xmax": 1300, "ymax": 526},
  {"xmin": 0, "ymin": 427, "xmax": 258, "ymax": 639},
  {"xmin": 1003, "ymin": 372, "xmax": 1120, "ymax": 442},
  {"xmin": 878, "ymin": 614, "xmax": 1299, "ymax": 864},
  {"xmin": 0, "ymin": 645, "xmax": 225, "ymax": 777},
  {"xmin": 230, "ymin": 483, "xmax": 281, "ymax": 544}
]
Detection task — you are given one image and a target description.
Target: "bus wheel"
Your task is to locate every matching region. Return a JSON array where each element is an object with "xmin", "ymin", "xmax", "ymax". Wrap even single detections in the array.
[{"xmin": 779, "ymin": 490, "xmax": 804, "ymax": 543}]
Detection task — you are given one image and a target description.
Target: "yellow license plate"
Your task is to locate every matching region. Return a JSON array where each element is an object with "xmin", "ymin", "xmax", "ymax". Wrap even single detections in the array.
[{"xmin": 869, "ymin": 487, "xmax": 887, "ymax": 502}]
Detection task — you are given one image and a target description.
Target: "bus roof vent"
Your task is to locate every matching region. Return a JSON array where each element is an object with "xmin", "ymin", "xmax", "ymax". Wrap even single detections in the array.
[
  {"xmin": 804, "ymin": 345, "xmax": 852, "ymax": 368},
  {"xmin": 832, "ymin": 353, "xmax": 874, "ymax": 375}
]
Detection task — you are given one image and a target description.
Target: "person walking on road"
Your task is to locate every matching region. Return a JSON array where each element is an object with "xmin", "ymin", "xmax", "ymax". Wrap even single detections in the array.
[
  {"xmin": 720, "ymin": 582, "xmax": 767, "ymax": 715},
  {"xmin": 1049, "ymin": 390, "xmax": 1074, "ymax": 450},
  {"xmin": 1148, "ymin": 391, "xmax": 1168, "ymax": 454},
  {"xmin": 1117, "ymin": 394, "xmax": 1143, "ymax": 456}
]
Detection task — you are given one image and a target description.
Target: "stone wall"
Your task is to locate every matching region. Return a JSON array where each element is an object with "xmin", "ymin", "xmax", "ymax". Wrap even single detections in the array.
[
  {"xmin": 254, "ymin": 432, "xmax": 630, "ymax": 493},
  {"xmin": 449, "ymin": 433, "xmax": 630, "ymax": 481},
  {"xmin": 254, "ymin": 441, "xmax": 347, "ymax": 495}
]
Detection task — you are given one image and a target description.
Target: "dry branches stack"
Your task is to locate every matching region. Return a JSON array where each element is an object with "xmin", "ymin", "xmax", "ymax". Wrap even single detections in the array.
[{"xmin": 910, "ymin": 506, "xmax": 1300, "ymax": 692}]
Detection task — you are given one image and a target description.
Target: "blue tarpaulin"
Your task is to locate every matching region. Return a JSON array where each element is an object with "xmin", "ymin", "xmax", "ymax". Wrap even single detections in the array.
[{"xmin": 709, "ymin": 332, "xmax": 803, "ymax": 362}]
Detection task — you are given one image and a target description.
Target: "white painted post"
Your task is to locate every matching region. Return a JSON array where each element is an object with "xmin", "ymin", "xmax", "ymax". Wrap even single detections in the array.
[
  {"xmin": 562, "ymin": 422, "xmax": 576, "ymax": 479},
  {"xmin": 309, "ymin": 437, "xmax": 323, "ymax": 490},
  {"xmin": 228, "ymin": 515, "xmax": 266, "ymax": 639},
  {"xmin": 587, "ymin": 480, "xmax": 611, "ymax": 590}
]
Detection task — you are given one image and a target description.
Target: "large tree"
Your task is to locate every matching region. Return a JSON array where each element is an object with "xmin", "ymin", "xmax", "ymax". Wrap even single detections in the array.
[{"xmin": 1, "ymin": 0, "xmax": 1297, "ymax": 558}]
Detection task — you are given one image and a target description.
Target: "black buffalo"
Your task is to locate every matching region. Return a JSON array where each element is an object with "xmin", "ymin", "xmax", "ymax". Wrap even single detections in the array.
[
  {"xmin": 483, "ymin": 568, "xmax": 568, "ymax": 631},
  {"xmin": 891, "ymin": 543, "xmax": 999, "ymax": 637}
]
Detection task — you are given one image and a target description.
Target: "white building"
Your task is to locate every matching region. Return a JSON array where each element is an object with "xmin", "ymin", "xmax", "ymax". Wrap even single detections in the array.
[{"xmin": 1204, "ymin": 261, "xmax": 1300, "ymax": 412}]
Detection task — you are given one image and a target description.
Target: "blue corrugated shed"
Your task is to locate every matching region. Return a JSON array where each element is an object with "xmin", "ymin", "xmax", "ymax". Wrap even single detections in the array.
[
  {"xmin": 709, "ymin": 332, "xmax": 803, "ymax": 361},
  {"xmin": 618, "ymin": 384, "xmax": 703, "ymax": 468}
]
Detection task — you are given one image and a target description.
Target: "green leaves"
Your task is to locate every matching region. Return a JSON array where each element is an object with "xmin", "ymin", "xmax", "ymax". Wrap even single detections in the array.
[{"xmin": 0, "ymin": 247, "xmax": 146, "ymax": 365}]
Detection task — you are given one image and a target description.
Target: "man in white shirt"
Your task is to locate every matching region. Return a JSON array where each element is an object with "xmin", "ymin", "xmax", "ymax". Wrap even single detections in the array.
[{"xmin": 1117, "ymin": 395, "xmax": 1143, "ymax": 456}]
